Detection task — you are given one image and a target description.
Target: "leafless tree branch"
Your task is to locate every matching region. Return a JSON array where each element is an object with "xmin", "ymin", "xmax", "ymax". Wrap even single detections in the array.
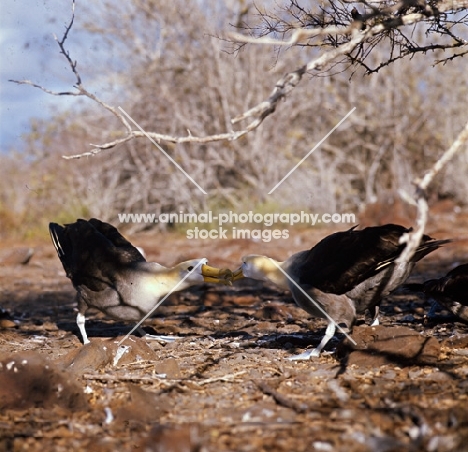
[
  {"xmin": 9, "ymin": 1, "xmax": 266, "ymax": 158},
  {"xmin": 9, "ymin": 0, "xmax": 468, "ymax": 161},
  {"xmin": 9, "ymin": 0, "xmax": 133, "ymax": 142},
  {"xmin": 229, "ymin": 0, "xmax": 468, "ymax": 127},
  {"xmin": 397, "ymin": 119, "xmax": 468, "ymax": 263}
]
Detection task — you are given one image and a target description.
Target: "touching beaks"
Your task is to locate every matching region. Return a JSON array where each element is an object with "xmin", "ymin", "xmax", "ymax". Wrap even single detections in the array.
[
  {"xmin": 232, "ymin": 267, "xmax": 245, "ymax": 282},
  {"xmin": 201, "ymin": 264, "xmax": 233, "ymax": 286}
]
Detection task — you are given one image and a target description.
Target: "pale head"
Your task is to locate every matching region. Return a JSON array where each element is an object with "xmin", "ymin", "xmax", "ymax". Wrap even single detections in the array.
[
  {"xmin": 233, "ymin": 255, "xmax": 289, "ymax": 289},
  {"xmin": 173, "ymin": 258, "xmax": 232, "ymax": 285}
]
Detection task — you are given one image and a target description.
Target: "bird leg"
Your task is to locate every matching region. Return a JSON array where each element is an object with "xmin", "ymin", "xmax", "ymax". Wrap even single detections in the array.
[
  {"xmin": 76, "ymin": 312, "xmax": 90, "ymax": 345},
  {"xmin": 287, "ymin": 321, "xmax": 336, "ymax": 360},
  {"xmin": 370, "ymin": 306, "xmax": 380, "ymax": 326}
]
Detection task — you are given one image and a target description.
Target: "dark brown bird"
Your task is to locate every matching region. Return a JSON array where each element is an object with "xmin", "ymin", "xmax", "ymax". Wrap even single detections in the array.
[
  {"xmin": 422, "ymin": 263, "xmax": 468, "ymax": 322},
  {"xmin": 233, "ymin": 224, "xmax": 450, "ymax": 359},
  {"xmin": 49, "ymin": 218, "xmax": 231, "ymax": 344}
]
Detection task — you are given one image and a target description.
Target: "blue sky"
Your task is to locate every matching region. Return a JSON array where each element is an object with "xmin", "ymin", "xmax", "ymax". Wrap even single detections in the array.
[{"xmin": 0, "ymin": 0, "xmax": 80, "ymax": 152}]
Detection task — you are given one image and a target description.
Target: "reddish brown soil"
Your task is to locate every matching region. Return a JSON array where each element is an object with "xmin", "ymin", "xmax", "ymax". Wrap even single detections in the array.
[{"xmin": 1, "ymin": 217, "xmax": 468, "ymax": 452}]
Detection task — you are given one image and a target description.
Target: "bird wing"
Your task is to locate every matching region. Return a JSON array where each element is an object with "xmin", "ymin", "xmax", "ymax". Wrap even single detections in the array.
[
  {"xmin": 296, "ymin": 224, "xmax": 412, "ymax": 294},
  {"xmin": 50, "ymin": 219, "xmax": 144, "ymax": 292},
  {"xmin": 88, "ymin": 218, "xmax": 146, "ymax": 264}
]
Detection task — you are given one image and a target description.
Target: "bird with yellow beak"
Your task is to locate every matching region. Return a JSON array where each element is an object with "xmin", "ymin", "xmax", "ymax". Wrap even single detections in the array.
[{"xmin": 50, "ymin": 218, "xmax": 232, "ymax": 344}]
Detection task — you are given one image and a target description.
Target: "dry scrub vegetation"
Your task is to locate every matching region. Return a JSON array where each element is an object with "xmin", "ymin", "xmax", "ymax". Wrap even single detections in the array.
[
  {"xmin": 3, "ymin": 0, "xmax": 468, "ymax": 239},
  {"xmin": 3, "ymin": 2, "xmax": 468, "ymax": 451}
]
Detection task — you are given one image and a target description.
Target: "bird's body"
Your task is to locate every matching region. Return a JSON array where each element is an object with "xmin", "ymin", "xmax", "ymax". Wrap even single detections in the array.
[
  {"xmin": 49, "ymin": 218, "xmax": 230, "ymax": 344},
  {"xmin": 422, "ymin": 263, "xmax": 468, "ymax": 322},
  {"xmin": 233, "ymin": 224, "xmax": 450, "ymax": 359}
]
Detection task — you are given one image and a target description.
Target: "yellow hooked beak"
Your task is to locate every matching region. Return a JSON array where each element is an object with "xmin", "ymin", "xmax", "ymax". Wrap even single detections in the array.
[
  {"xmin": 232, "ymin": 266, "xmax": 245, "ymax": 282},
  {"xmin": 201, "ymin": 264, "xmax": 233, "ymax": 285}
]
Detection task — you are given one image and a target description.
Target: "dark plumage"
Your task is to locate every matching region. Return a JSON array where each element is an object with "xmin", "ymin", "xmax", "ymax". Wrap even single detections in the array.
[
  {"xmin": 233, "ymin": 224, "xmax": 450, "ymax": 359},
  {"xmin": 422, "ymin": 263, "xmax": 468, "ymax": 322},
  {"xmin": 49, "ymin": 218, "xmax": 231, "ymax": 344}
]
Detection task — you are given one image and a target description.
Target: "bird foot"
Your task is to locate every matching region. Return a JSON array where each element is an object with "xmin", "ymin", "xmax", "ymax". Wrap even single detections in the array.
[
  {"xmin": 287, "ymin": 349, "xmax": 320, "ymax": 361},
  {"xmin": 143, "ymin": 334, "xmax": 178, "ymax": 343},
  {"xmin": 136, "ymin": 326, "xmax": 177, "ymax": 343}
]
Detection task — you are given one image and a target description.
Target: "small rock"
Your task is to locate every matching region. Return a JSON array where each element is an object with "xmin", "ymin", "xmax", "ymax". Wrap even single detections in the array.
[
  {"xmin": 312, "ymin": 441, "xmax": 333, "ymax": 451},
  {"xmin": 0, "ymin": 247, "xmax": 34, "ymax": 265},
  {"xmin": 425, "ymin": 371, "xmax": 453, "ymax": 381},
  {"xmin": 338, "ymin": 325, "xmax": 441, "ymax": 366},
  {"xmin": 0, "ymin": 351, "xmax": 87, "ymax": 410},
  {"xmin": 58, "ymin": 336, "xmax": 160, "ymax": 374},
  {"xmin": 408, "ymin": 368, "xmax": 423, "ymax": 379},
  {"xmin": 114, "ymin": 383, "xmax": 171, "ymax": 424},
  {"xmin": 0, "ymin": 319, "xmax": 16, "ymax": 329},
  {"xmin": 381, "ymin": 369, "xmax": 396, "ymax": 380},
  {"xmin": 442, "ymin": 336, "xmax": 468, "ymax": 349},
  {"xmin": 157, "ymin": 358, "xmax": 181, "ymax": 379},
  {"xmin": 138, "ymin": 424, "xmax": 200, "ymax": 452}
]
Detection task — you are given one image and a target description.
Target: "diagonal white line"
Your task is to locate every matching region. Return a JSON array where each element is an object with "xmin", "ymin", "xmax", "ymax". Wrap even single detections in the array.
[
  {"xmin": 117, "ymin": 260, "xmax": 205, "ymax": 346},
  {"xmin": 268, "ymin": 107, "xmax": 356, "ymax": 194},
  {"xmin": 269, "ymin": 259, "xmax": 357, "ymax": 345},
  {"xmin": 118, "ymin": 106, "xmax": 207, "ymax": 194}
]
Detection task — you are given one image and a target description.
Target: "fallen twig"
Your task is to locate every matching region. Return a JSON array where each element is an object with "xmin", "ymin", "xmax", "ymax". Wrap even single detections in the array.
[
  {"xmin": 254, "ymin": 380, "xmax": 308, "ymax": 414},
  {"xmin": 195, "ymin": 370, "xmax": 248, "ymax": 386},
  {"xmin": 83, "ymin": 373, "xmax": 165, "ymax": 382}
]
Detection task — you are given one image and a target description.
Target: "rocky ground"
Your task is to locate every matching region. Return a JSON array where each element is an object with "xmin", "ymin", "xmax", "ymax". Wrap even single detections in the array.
[{"xmin": 1, "ymin": 216, "xmax": 468, "ymax": 452}]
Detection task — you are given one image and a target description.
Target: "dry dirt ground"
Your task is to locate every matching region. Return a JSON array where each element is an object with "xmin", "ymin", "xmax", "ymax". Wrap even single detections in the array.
[{"xmin": 1, "ymin": 212, "xmax": 468, "ymax": 452}]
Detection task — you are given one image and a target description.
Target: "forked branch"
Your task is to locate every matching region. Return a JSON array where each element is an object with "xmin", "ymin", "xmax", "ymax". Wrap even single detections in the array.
[{"xmin": 397, "ymin": 119, "xmax": 468, "ymax": 263}]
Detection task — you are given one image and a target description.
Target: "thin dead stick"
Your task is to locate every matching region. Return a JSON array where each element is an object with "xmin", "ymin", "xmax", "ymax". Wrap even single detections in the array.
[
  {"xmin": 83, "ymin": 370, "xmax": 248, "ymax": 385},
  {"xmin": 254, "ymin": 380, "xmax": 308, "ymax": 414},
  {"xmin": 396, "ymin": 119, "xmax": 468, "ymax": 264},
  {"xmin": 83, "ymin": 373, "xmax": 165, "ymax": 382},
  {"xmin": 195, "ymin": 370, "xmax": 248, "ymax": 386}
]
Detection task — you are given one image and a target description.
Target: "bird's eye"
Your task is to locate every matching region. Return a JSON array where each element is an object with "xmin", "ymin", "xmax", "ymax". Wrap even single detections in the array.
[{"xmin": 187, "ymin": 266, "xmax": 194, "ymax": 271}]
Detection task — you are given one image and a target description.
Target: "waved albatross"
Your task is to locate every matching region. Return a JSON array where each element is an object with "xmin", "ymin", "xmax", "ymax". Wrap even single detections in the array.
[
  {"xmin": 420, "ymin": 263, "xmax": 468, "ymax": 322},
  {"xmin": 49, "ymin": 218, "xmax": 231, "ymax": 344},
  {"xmin": 233, "ymin": 224, "xmax": 450, "ymax": 360}
]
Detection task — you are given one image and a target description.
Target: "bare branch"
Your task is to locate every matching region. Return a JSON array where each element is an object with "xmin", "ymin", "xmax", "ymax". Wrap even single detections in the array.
[
  {"xmin": 8, "ymin": 79, "xmax": 80, "ymax": 97},
  {"xmin": 10, "ymin": 0, "xmax": 134, "ymax": 142},
  {"xmin": 232, "ymin": 66, "xmax": 306, "ymax": 125},
  {"xmin": 54, "ymin": 0, "xmax": 81, "ymax": 86},
  {"xmin": 419, "ymin": 120, "xmax": 468, "ymax": 192},
  {"xmin": 229, "ymin": 10, "xmax": 435, "ymax": 126},
  {"xmin": 397, "ymin": 119, "xmax": 468, "ymax": 264},
  {"xmin": 63, "ymin": 126, "xmax": 256, "ymax": 159},
  {"xmin": 229, "ymin": 25, "xmax": 350, "ymax": 46},
  {"xmin": 229, "ymin": 0, "xmax": 468, "ymax": 126},
  {"xmin": 9, "ymin": 0, "xmax": 468, "ymax": 164}
]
